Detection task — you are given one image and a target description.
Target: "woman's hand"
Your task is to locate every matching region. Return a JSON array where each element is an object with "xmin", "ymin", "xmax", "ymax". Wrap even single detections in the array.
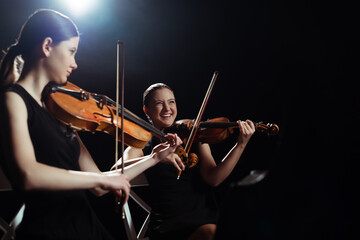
[
  {"xmin": 99, "ymin": 172, "xmax": 130, "ymax": 203},
  {"xmin": 237, "ymin": 120, "xmax": 255, "ymax": 146},
  {"xmin": 151, "ymin": 133, "xmax": 184, "ymax": 171},
  {"xmin": 159, "ymin": 152, "xmax": 185, "ymax": 172}
]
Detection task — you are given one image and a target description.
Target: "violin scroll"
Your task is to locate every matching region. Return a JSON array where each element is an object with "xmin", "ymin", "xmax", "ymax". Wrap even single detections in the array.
[
  {"xmin": 175, "ymin": 146, "xmax": 199, "ymax": 168},
  {"xmin": 255, "ymin": 122, "xmax": 279, "ymax": 136}
]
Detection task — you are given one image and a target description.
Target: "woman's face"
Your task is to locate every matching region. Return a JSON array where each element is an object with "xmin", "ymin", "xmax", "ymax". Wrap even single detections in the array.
[
  {"xmin": 45, "ymin": 36, "xmax": 79, "ymax": 84},
  {"xmin": 145, "ymin": 88, "xmax": 177, "ymax": 130}
]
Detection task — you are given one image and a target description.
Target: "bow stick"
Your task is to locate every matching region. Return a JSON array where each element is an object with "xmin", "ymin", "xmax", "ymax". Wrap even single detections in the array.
[
  {"xmin": 115, "ymin": 40, "xmax": 126, "ymax": 219},
  {"xmin": 177, "ymin": 71, "xmax": 219, "ymax": 179}
]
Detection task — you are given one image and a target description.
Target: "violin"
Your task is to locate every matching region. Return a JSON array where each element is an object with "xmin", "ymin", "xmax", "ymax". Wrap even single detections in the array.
[
  {"xmin": 167, "ymin": 117, "xmax": 279, "ymax": 145},
  {"xmin": 43, "ymin": 81, "xmax": 155, "ymax": 149},
  {"xmin": 165, "ymin": 117, "xmax": 278, "ymax": 169}
]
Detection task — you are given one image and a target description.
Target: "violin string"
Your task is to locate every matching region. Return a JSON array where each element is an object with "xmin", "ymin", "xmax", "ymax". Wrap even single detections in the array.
[{"xmin": 103, "ymin": 95, "xmax": 168, "ymax": 140}]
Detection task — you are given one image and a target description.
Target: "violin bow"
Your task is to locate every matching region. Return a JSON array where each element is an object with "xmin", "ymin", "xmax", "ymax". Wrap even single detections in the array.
[
  {"xmin": 177, "ymin": 71, "xmax": 219, "ymax": 179},
  {"xmin": 115, "ymin": 40, "xmax": 126, "ymax": 219}
]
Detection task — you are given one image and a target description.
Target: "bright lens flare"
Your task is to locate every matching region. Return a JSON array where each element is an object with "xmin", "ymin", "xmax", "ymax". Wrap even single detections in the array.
[{"xmin": 63, "ymin": 0, "xmax": 97, "ymax": 16}]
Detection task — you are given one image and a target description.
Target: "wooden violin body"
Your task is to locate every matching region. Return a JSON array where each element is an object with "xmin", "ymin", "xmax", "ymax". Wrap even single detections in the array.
[{"xmin": 44, "ymin": 81, "xmax": 152, "ymax": 149}]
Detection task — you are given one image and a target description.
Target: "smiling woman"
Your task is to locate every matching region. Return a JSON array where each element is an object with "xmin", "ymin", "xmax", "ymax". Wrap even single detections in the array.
[{"xmin": 112, "ymin": 82, "xmax": 256, "ymax": 240}]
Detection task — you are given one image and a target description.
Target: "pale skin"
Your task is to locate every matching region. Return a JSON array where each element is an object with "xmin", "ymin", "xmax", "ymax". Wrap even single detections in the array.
[
  {"xmin": 0, "ymin": 36, "xmax": 182, "ymax": 205},
  {"xmin": 112, "ymin": 87, "xmax": 255, "ymax": 239}
]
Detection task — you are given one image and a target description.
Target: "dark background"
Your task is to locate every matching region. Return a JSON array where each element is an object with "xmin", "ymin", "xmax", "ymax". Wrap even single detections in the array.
[{"xmin": 1, "ymin": 0, "xmax": 359, "ymax": 239}]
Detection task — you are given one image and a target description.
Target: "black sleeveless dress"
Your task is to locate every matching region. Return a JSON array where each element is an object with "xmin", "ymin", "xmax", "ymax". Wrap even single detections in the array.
[
  {"xmin": 143, "ymin": 138, "xmax": 218, "ymax": 240},
  {"xmin": 0, "ymin": 84, "xmax": 114, "ymax": 240}
]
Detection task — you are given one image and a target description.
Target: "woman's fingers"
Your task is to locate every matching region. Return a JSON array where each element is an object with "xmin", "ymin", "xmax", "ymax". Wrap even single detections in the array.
[
  {"xmin": 119, "ymin": 175, "xmax": 130, "ymax": 203},
  {"xmin": 174, "ymin": 154, "xmax": 185, "ymax": 171},
  {"xmin": 236, "ymin": 120, "xmax": 255, "ymax": 145},
  {"xmin": 238, "ymin": 120, "xmax": 255, "ymax": 135},
  {"xmin": 165, "ymin": 133, "xmax": 182, "ymax": 147}
]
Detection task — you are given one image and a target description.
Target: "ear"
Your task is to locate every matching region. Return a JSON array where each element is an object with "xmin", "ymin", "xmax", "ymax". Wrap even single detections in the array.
[{"xmin": 41, "ymin": 37, "xmax": 53, "ymax": 57}]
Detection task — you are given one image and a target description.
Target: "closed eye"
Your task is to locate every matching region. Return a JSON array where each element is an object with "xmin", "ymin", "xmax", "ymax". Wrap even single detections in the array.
[{"xmin": 70, "ymin": 48, "xmax": 77, "ymax": 55}]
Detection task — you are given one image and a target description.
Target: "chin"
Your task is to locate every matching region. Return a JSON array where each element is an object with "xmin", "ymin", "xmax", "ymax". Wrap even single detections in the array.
[
  {"xmin": 61, "ymin": 78, "xmax": 68, "ymax": 85},
  {"xmin": 156, "ymin": 122, "xmax": 170, "ymax": 130},
  {"xmin": 53, "ymin": 77, "xmax": 67, "ymax": 85},
  {"xmin": 164, "ymin": 121, "xmax": 175, "ymax": 128}
]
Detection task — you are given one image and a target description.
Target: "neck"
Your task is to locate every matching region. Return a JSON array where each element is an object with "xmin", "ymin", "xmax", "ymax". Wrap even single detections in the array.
[{"xmin": 17, "ymin": 61, "xmax": 51, "ymax": 106}]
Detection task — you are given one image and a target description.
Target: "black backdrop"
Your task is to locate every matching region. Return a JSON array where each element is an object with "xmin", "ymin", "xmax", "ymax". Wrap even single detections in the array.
[{"xmin": 0, "ymin": 1, "xmax": 359, "ymax": 239}]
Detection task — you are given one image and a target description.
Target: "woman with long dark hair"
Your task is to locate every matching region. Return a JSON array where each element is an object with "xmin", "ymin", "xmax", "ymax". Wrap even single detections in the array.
[{"xmin": 0, "ymin": 9, "xmax": 181, "ymax": 239}]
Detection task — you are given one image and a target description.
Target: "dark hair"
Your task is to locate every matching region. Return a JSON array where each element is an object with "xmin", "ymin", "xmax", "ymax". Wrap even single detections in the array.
[
  {"xmin": 0, "ymin": 9, "xmax": 79, "ymax": 87},
  {"xmin": 143, "ymin": 83, "xmax": 173, "ymax": 107}
]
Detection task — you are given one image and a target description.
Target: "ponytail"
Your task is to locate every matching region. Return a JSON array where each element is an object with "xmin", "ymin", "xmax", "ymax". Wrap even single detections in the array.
[
  {"xmin": 0, "ymin": 9, "xmax": 79, "ymax": 88},
  {"xmin": 0, "ymin": 43, "xmax": 23, "ymax": 87}
]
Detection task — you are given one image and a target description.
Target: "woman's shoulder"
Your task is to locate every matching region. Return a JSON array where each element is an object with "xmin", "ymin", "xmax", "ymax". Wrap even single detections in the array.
[
  {"xmin": 1, "ymin": 83, "xmax": 22, "ymax": 93},
  {"xmin": 1, "ymin": 86, "xmax": 26, "ymax": 108},
  {"xmin": 1, "ymin": 84, "xmax": 27, "ymax": 103},
  {"xmin": 0, "ymin": 85, "xmax": 29, "ymax": 128}
]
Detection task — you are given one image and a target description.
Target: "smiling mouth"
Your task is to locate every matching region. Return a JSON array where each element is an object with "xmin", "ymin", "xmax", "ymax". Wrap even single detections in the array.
[{"xmin": 161, "ymin": 114, "xmax": 172, "ymax": 119}]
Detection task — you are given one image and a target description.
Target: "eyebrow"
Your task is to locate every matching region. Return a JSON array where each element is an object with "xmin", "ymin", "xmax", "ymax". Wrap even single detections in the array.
[{"xmin": 153, "ymin": 98, "xmax": 175, "ymax": 102}]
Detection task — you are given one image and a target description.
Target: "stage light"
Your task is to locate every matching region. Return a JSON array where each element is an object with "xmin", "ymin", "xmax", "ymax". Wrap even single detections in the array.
[{"xmin": 62, "ymin": 0, "xmax": 98, "ymax": 16}]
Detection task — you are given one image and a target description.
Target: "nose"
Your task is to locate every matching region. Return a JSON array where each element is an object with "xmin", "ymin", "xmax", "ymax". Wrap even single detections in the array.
[
  {"xmin": 71, "ymin": 59, "xmax": 78, "ymax": 70},
  {"xmin": 163, "ymin": 102, "xmax": 170, "ymax": 111}
]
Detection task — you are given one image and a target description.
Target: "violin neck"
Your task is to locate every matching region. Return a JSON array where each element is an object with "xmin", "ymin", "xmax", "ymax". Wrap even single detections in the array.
[
  {"xmin": 199, "ymin": 121, "xmax": 238, "ymax": 128},
  {"xmin": 199, "ymin": 121, "xmax": 279, "ymax": 136},
  {"xmin": 198, "ymin": 121, "xmax": 263, "ymax": 129},
  {"xmin": 91, "ymin": 93, "xmax": 168, "ymax": 142},
  {"xmin": 120, "ymin": 107, "xmax": 168, "ymax": 141},
  {"xmin": 116, "ymin": 105, "xmax": 169, "ymax": 142}
]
